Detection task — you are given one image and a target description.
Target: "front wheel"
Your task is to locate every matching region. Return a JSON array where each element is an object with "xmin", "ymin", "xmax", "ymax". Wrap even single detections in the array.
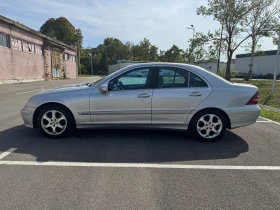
[
  {"xmin": 190, "ymin": 110, "xmax": 227, "ymax": 142},
  {"xmin": 37, "ymin": 105, "xmax": 74, "ymax": 138}
]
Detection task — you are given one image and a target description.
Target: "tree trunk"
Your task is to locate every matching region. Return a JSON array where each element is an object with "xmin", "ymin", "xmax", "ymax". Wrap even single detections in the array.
[
  {"xmin": 225, "ymin": 50, "xmax": 232, "ymax": 81},
  {"xmin": 244, "ymin": 37, "xmax": 255, "ymax": 81}
]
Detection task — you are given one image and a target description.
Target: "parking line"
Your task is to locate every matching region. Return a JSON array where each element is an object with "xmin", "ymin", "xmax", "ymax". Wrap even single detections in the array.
[
  {"xmin": 259, "ymin": 116, "xmax": 280, "ymax": 126},
  {"xmin": 0, "ymin": 148, "xmax": 17, "ymax": 160},
  {"xmin": 0, "ymin": 161, "xmax": 280, "ymax": 170}
]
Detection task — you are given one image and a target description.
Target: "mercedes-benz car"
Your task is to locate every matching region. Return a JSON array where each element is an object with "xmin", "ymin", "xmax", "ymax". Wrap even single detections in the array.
[{"xmin": 21, "ymin": 63, "xmax": 260, "ymax": 142}]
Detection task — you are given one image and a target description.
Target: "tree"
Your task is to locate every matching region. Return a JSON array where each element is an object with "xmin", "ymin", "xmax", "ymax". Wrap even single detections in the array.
[
  {"xmin": 164, "ymin": 45, "xmax": 185, "ymax": 62},
  {"xmin": 243, "ymin": 0, "xmax": 280, "ymax": 81},
  {"xmin": 197, "ymin": 0, "xmax": 258, "ymax": 80},
  {"xmin": 40, "ymin": 17, "xmax": 78, "ymax": 45}
]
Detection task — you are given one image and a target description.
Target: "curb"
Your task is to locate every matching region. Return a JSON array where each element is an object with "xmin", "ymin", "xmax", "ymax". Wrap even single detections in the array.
[
  {"xmin": 260, "ymin": 105, "xmax": 280, "ymax": 113},
  {"xmin": 1, "ymin": 79, "xmax": 45, "ymax": 85}
]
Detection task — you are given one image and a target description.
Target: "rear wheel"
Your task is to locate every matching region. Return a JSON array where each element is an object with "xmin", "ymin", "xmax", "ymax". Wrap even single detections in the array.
[
  {"xmin": 190, "ymin": 110, "xmax": 227, "ymax": 142},
  {"xmin": 37, "ymin": 105, "xmax": 74, "ymax": 138}
]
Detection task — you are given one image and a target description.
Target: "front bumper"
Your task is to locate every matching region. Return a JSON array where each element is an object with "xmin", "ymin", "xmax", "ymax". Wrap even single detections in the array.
[
  {"xmin": 20, "ymin": 106, "xmax": 36, "ymax": 128},
  {"xmin": 224, "ymin": 105, "xmax": 261, "ymax": 129}
]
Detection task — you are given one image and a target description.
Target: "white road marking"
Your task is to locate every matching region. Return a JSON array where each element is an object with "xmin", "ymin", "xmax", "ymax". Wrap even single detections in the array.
[
  {"xmin": 0, "ymin": 148, "xmax": 17, "ymax": 160},
  {"xmin": 0, "ymin": 161, "xmax": 280, "ymax": 170},
  {"xmin": 259, "ymin": 116, "xmax": 280, "ymax": 126},
  {"xmin": 16, "ymin": 89, "xmax": 43, "ymax": 95},
  {"xmin": 256, "ymin": 121, "xmax": 272, "ymax": 122}
]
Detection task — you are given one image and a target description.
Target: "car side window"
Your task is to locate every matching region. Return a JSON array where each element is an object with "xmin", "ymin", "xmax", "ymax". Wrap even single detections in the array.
[
  {"xmin": 158, "ymin": 67, "xmax": 189, "ymax": 88},
  {"xmin": 189, "ymin": 72, "xmax": 208, "ymax": 88},
  {"xmin": 108, "ymin": 68, "xmax": 151, "ymax": 91}
]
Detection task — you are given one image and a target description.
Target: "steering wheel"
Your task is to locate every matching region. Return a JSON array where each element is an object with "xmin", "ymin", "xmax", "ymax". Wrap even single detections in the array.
[{"xmin": 111, "ymin": 81, "xmax": 124, "ymax": 91}]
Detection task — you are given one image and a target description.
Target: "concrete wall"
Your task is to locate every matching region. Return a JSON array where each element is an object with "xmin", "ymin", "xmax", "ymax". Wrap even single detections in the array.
[
  {"xmin": 236, "ymin": 55, "xmax": 277, "ymax": 74},
  {"xmin": 0, "ymin": 47, "xmax": 13, "ymax": 80},
  {"xmin": 64, "ymin": 61, "xmax": 77, "ymax": 78},
  {"xmin": 12, "ymin": 50, "xmax": 44, "ymax": 79},
  {"xmin": 108, "ymin": 63, "xmax": 132, "ymax": 74}
]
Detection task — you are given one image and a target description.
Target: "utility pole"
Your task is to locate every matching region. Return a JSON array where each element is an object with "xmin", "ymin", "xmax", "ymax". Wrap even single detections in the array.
[
  {"xmin": 272, "ymin": 34, "xmax": 280, "ymax": 94},
  {"xmin": 217, "ymin": 25, "xmax": 223, "ymax": 74},
  {"xmin": 78, "ymin": 37, "xmax": 81, "ymax": 76},
  {"xmin": 91, "ymin": 48, "xmax": 93, "ymax": 75}
]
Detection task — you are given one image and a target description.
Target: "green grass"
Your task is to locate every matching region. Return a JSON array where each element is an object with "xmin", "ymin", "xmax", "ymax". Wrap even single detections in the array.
[
  {"xmin": 260, "ymin": 108, "xmax": 280, "ymax": 123},
  {"xmin": 232, "ymin": 80, "xmax": 280, "ymax": 108}
]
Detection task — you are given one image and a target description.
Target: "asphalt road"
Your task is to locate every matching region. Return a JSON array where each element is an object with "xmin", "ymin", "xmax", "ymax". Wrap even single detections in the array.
[{"xmin": 0, "ymin": 78, "xmax": 280, "ymax": 210}]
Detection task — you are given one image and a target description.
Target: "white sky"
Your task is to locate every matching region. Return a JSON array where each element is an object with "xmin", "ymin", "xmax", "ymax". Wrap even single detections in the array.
[{"xmin": 0, "ymin": 0, "xmax": 277, "ymax": 61}]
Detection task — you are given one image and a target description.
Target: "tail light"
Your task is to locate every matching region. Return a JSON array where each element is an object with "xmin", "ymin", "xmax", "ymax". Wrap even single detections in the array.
[{"xmin": 246, "ymin": 91, "xmax": 259, "ymax": 105}]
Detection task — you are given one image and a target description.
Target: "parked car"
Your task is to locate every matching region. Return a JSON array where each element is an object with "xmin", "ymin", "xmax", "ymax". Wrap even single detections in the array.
[
  {"xmin": 21, "ymin": 63, "xmax": 260, "ymax": 142},
  {"xmin": 262, "ymin": 73, "xmax": 274, "ymax": 79},
  {"xmin": 277, "ymin": 74, "xmax": 280, "ymax": 80},
  {"xmin": 251, "ymin": 73, "xmax": 261, "ymax": 79}
]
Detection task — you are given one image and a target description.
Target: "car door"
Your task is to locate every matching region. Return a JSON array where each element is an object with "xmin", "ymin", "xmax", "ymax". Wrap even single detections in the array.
[
  {"xmin": 152, "ymin": 66, "xmax": 212, "ymax": 124},
  {"xmin": 89, "ymin": 67, "xmax": 155, "ymax": 124}
]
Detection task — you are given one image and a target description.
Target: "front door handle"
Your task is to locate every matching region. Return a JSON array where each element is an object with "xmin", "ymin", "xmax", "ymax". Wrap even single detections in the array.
[
  {"xmin": 189, "ymin": 92, "xmax": 203, "ymax": 97},
  {"xmin": 138, "ymin": 93, "xmax": 151, "ymax": 98}
]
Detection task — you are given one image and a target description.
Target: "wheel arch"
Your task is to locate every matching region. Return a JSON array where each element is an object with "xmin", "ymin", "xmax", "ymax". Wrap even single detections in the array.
[
  {"xmin": 33, "ymin": 102, "xmax": 76, "ymax": 129},
  {"xmin": 189, "ymin": 107, "xmax": 231, "ymax": 129}
]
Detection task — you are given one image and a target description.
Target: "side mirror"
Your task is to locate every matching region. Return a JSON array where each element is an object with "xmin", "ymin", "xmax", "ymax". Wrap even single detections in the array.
[{"xmin": 98, "ymin": 84, "xmax": 108, "ymax": 93}]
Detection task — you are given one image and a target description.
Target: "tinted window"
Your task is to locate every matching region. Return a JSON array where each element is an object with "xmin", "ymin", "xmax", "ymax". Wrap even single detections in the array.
[
  {"xmin": 158, "ymin": 67, "xmax": 188, "ymax": 88},
  {"xmin": 108, "ymin": 68, "xmax": 151, "ymax": 91},
  {"xmin": 189, "ymin": 72, "xmax": 208, "ymax": 87}
]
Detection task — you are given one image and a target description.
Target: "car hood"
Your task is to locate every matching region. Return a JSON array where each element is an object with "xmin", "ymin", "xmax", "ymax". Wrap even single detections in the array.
[{"xmin": 34, "ymin": 84, "xmax": 90, "ymax": 95}]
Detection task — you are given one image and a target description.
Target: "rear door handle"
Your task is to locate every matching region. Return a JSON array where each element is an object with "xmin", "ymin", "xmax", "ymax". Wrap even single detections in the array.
[
  {"xmin": 189, "ymin": 92, "xmax": 203, "ymax": 97},
  {"xmin": 138, "ymin": 93, "xmax": 151, "ymax": 98}
]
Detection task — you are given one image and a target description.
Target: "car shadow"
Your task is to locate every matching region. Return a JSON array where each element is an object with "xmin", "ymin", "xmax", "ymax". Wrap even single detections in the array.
[{"xmin": 0, "ymin": 125, "xmax": 249, "ymax": 163}]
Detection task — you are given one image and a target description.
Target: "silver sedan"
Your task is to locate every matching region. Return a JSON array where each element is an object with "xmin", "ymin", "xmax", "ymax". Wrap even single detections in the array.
[{"xmin": 21, "ymin": 63, "xmax": 260, "ymax": 142}]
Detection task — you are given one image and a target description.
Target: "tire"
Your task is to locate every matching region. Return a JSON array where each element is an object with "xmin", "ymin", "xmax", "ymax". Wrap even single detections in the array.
[
  {"xmin": 190, "ymin": 110, "xmax": 227, "ymax": 142},
  {"xmin": 37, "ymin": 105, "xmax": 75, "ymax": 138}
]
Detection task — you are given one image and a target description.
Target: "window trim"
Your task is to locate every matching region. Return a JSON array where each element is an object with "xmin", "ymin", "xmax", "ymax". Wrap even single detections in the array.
[{"xmin": 107, "ymin": 67, "xmax": 155, "ymax": 92}]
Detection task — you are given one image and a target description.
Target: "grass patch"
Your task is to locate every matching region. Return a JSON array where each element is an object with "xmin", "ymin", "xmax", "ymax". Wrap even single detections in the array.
[
  {"xmin": 232, "ymin": 80, "xmax": 280, "ymax": 108},
  {"xmin": 260, "ymin": 108, "xmax": 280, "ymax": 123}
]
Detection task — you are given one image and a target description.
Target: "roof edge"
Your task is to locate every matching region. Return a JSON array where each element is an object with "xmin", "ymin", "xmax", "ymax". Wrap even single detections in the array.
[{"xmin": 0, "ymin": 15, "xmax": 76, "ymax": 51}]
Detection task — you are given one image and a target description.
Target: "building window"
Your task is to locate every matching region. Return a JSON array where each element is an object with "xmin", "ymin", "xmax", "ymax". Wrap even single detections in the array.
[
  {"xmin": 0, "ymin": 33, "xmax": 9, "ymax": 47},
  {"xmin": 11, "ymin": 38, "xmax": 22, "ymax": 51},
  {"xmin": 35, "ymin": 45, "xmax": 42, "ymax": 55},
  {"xmin": 64, "ymin": 53, "xmax": 76, "ymax": 62},
  {"xmin": 69, "ymin": 54, "xmax": 76, "ymax": 62}
]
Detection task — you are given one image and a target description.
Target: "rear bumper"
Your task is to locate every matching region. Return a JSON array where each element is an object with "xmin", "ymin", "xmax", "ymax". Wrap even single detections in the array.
[
  {"xmin": 20, "ymin": 106, "xmax": 36, "ymax": 128},
  {"xmin": 224, "ymin": 105, "xmax": 261, "ymax": 129}
]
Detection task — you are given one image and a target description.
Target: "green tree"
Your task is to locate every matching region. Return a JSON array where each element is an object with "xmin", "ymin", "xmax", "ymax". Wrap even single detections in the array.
[
  {"xmin": 40, "ymin": 17, "xmax": 79, "ymax": 45},
  {"xmin": 164, "ymin": 45, "xmax": 185, "ymax": 62},
  {"xmin": 197, "ymin": 0, "xmax": 258, "ymax": 80}
]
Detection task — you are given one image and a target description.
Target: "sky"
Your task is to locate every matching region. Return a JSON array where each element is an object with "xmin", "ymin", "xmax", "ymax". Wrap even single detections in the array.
[{"xmin": 0, "ymin": 0, "xmax": 277, "ymax": 60}]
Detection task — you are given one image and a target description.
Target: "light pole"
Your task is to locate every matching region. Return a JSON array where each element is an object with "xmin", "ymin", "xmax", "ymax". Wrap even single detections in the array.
[
  {"xmin": 272, "ymin": 34, "xmax": 280, "ymax": 94},
  {"xmin": 186, "ymin": 25, "xmax": 195, "ymax": 40},
  {"xmin": 89, "ymin": 48, "xmax": 93, "ymax": 76},
  {"xmin": 186, "ymin": 25, "xmax": 195, "ymax": 63}
]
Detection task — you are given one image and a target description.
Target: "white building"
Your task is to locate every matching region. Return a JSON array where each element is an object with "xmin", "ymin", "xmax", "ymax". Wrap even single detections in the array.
[
  {"xmin": 197, "ymin": 59, "xmax": 235, "ymax": 73},
  {"xmin": 235, "ymin": 50, "xmax": 278, "ymax": 74}
]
